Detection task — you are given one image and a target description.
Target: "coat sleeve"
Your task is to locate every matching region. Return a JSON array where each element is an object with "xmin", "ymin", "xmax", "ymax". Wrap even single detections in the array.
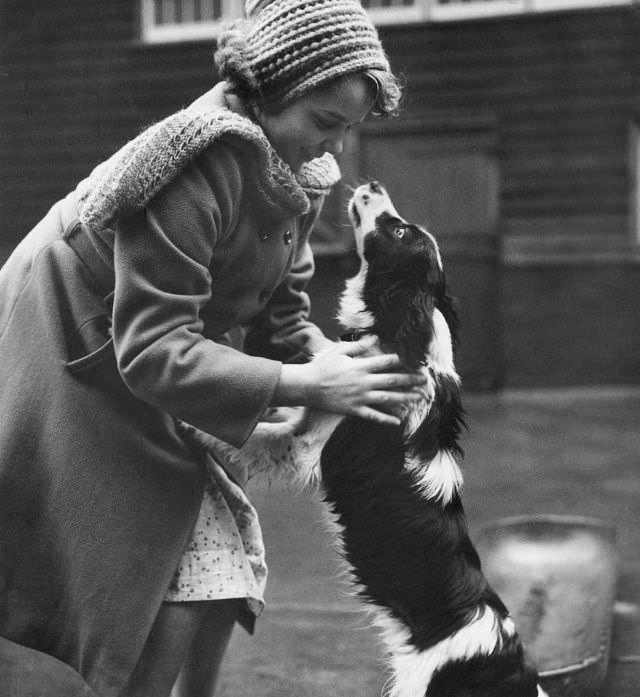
[
  {"xmin": 243, "ymin": 194, "xmax": 334, "ymax": 364},
  {"xmin": 111, "ymin": 143, "xmax": 282, "ymax": 448}
]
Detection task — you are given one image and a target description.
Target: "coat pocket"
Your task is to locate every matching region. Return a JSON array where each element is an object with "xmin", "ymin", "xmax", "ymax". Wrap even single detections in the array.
[{"xmin": 64, "ymin": 315, "xmax": 115, "ymax": 376}]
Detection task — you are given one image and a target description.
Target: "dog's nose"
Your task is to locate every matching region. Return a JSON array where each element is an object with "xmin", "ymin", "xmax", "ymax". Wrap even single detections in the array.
[{"xmin": 369, "ymin": 181, "xmax": 383, "ymax": 194}]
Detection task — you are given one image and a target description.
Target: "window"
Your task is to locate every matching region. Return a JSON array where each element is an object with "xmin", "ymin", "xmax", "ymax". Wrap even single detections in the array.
[
  {"xmin": 428, "ymin": 0, "xmax": 630, "ymax": 21},
  {"xmin": 361, "ymin": 0, "xmax": 425, "ymax": 24},
  {"xmin": 141, "ymin": 0, "xmax": 633, "ymax": 43},
  {"xmin": 361, "ymin": 0, "xmax": 524, "ymax": 24},
  {"xmin": 363, "ymin": 0, "xmax": 631, "ymax": 22},
  {"xmin": 140, "ymin": 0, "xmax": 242, "ymax": 44}
]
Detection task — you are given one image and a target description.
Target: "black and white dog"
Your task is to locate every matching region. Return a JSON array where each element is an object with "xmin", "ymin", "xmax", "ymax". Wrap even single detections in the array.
[{"xmin": 201, "ymin": 182, "xmax": 548, "ymax": 697}]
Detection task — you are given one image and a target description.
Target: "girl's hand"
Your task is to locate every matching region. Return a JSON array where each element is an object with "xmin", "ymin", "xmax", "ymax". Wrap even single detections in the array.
[{"xmin": 273, "ymin": 336, "xmax": 427, "ymax": 426}]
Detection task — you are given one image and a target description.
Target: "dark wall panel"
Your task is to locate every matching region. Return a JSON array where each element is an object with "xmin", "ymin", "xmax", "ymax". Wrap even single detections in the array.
[
  {"xmin": 502, "ymin": 262, "xmax": 640, "ymax": 387},
  {"xmin": 378, "ymin": 7, "xmax": 639, "ymax": 236},
  {"xmin": 1, "ymin": 0, "xmax": 218, "ymax": 245}
]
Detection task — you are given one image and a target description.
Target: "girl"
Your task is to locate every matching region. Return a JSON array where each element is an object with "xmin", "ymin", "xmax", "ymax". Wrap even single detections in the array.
[{"xmin": 0, "ymin": 2, "xmax": 421, "ymax": 695}]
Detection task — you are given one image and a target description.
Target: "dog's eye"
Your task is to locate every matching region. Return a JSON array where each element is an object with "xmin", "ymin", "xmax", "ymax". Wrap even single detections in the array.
[{"xmin": 393, "ymin": 226, "xmax": 406, "ymax": 239}]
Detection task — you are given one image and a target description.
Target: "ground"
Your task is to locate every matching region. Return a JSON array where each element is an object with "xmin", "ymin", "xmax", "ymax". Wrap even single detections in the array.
[{"xmin": 215, "ymin": 389, "xmax": 640, "ymax": 697}]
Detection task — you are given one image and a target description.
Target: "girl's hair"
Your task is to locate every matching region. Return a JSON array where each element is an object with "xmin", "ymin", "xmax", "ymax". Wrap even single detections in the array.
[
  {"xmin": 364, "ymin": 68, "xmax": 403, "ymax": 119},
  {"xmin": 214, "ymin": 1, "xmax": 403, "ymax": 117},
  {"xmin": 214, "ymin": 24, "xmax": 260, "ymax": 104}
]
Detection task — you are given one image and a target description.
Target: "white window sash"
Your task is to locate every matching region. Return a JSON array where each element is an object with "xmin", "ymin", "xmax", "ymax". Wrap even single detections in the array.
[
  {"xmin": 430, "ymin": 0, "xmax": 630, "ymax": 21},
  {"xmin": 430, "ymin": 0, "xmax": 525, "ymax": 21},
  {"xmin": 530, "ymin": 0, "xmax": 631, "ymax": 10},
  {"xmin": 364, "ymin": 2, "xmax": 427, "ymax": 24}
]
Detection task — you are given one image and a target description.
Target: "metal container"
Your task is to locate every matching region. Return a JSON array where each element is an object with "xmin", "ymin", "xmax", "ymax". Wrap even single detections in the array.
[{"xmin": 475, "ymin": 515, "xmax": 617, "ymax": 697}]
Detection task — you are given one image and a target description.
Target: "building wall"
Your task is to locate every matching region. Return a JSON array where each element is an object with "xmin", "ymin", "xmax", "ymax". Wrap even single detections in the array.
[
  {"xmin": 366, "ymin": 6, "xmax": 640, "ymax": 388},
  {"xmin": 1, "ymin": 2, "xmax": 639, "ymax": 388},
  {"xmin": 0, "ymin": 0, "xmax": 217, "ymax": 247},
  {"xmin": 383, "ymin": 8, "xmax": 638, "ymax": 238}
]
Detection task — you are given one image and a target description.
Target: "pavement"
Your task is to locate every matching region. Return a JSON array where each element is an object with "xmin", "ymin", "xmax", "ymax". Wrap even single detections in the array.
[{"xmin": 215, "ymin": 388, "xmax": 640, "ymax": 697}]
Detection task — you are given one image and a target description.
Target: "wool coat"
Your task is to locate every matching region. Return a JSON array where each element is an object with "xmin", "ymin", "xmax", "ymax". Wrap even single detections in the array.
[{"xmin": 0, "ymin": 87, "xmax": 333, "ymax": 697}]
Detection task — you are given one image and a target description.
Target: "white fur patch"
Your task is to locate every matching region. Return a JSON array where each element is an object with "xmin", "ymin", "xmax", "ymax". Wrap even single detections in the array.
[
  {"xmin": 402, "ymin": 367, "xmax": 435, "ymax": 437},
  {"xmin": 349, "ymin": 184, "xmax": 401, "ymax": 245},
  {"xmin": 406, "ymin": 449, "xmax": 463, "ymax": 506},
  {"xmin": 424, "ymin": 229, "xmax": 444, "ymax": 272},
  {"xmin": 336, "ymin": 267, "xmax": 374, "ymax": 331},
  {"xmin": 373, "ymin": 605, "xmax": 507, "ymax": 697},
  {"xmin": 428, "ymin": 309, "xmax": 457, "ymax": 378},
  {"xmin": 191, "ymin": 407, "xmax": 343, "ymax": 490},
  {"xmin": 280, "ymin": 410, "xmax": 344, "ymax": 488}
]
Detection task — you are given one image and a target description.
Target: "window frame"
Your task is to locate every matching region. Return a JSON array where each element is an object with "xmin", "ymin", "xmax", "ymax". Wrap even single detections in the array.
[
  {"xmin": 140, "ymin": 0, "xmax": 633, "ymax": 45},
  {"xmin": 140, "ymin": 0, "xmax": 242, "ymax": 45}
]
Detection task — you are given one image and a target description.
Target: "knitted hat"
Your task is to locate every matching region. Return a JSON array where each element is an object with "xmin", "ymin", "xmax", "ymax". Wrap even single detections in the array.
[{"xmin": 217, "ymin": 0, "xmax": 391, "ymax": 107}]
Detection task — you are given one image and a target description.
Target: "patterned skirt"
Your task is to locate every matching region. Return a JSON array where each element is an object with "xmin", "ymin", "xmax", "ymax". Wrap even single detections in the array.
[{"xmin": 164, "ymin": 457, "xmax": 267, "ymax": 629}]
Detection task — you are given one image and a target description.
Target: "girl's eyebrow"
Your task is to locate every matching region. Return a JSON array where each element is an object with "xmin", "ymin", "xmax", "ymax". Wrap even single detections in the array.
[
  {"xmin": 319, "ymin": 109, "xmax": 366, "ymax": 126},
  {"xmin": 318, "ymin": 109, "xmax": 348, "ymax": 123}
]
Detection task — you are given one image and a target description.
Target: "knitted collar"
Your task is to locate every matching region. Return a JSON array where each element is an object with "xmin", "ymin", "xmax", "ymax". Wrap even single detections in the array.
[{"xmin": 77, "ymin": 85, "xmax": 341, "ymax": 231}]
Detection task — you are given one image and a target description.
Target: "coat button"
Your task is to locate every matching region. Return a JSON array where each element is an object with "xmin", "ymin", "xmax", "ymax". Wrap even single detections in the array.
[
  {"xmin": 283, "ymin": 229, "xmax": 292, "ymax": 245},
  {"xmin": 259, "ymin": 229, "xmax": 270, "ymax": 241},
  {"xmin": 259, "ymin": 289, "xmax": 272, "ymax": 303}
]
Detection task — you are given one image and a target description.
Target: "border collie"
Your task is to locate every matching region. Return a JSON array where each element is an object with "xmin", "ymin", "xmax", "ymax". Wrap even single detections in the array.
[{"xmin": 195, "ymin": 182, "xmax": 548, "ymax": 697}]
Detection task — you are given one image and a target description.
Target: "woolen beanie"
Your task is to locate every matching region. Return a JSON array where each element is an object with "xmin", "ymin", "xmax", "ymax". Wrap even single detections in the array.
[{"xmin": 216, "ymin": 0, "xmax": 391, "ymax": 107}]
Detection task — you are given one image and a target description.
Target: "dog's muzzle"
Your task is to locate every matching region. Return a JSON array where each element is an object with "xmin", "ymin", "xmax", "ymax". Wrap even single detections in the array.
[{"xmin": 348, "ymin": 182, "xmax": 403, "ymax": 256}]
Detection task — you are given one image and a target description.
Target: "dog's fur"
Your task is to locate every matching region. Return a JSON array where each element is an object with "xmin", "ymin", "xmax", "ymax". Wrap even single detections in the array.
[{"xmin": 196, "ymin": 182, "xmax": 548, "ymax": 697}]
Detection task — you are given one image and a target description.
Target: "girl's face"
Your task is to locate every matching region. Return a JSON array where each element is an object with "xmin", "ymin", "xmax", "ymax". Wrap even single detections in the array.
[{"xmin": 255, "ymin": 74, "xmax": 375, "ymax": 172}]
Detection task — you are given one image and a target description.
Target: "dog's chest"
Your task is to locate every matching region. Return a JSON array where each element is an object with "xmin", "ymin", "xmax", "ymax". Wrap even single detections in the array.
[{"xmin": 319, "ymin": 418, "xmax": 407, "ymax": 502}]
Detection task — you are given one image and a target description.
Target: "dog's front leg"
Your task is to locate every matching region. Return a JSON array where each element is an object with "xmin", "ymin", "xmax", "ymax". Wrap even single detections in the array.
[
  {"xmin": 237, "ymin": 407, "xmax": 345, "ymax": 487},
  {"xmin": 179, "ymin": 407, "xmax": 344, "ymax": 488}
]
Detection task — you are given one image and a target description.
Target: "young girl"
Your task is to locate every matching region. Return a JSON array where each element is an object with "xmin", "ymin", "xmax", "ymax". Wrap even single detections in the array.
[{"xmin": 0, "ymin": 2, "xmax": 422, "ymax": 695}]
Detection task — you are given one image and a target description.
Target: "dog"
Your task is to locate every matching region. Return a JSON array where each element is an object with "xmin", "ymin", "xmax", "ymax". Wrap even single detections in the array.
[{"xmin": 194, "ymin": 182, "xmax": 548, "ymax": 697}]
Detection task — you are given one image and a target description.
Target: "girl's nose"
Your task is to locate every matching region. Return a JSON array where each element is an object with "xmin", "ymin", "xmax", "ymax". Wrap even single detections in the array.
[{"xmin": 323, "ymin": 136, "xmax": 345, "ymax": 157}]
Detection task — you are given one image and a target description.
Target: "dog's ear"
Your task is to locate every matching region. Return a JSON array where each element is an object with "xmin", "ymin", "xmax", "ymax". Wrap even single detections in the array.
[{"xmin": 392, "ymin": 288, "xmax": 436, "ymax": 370}]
